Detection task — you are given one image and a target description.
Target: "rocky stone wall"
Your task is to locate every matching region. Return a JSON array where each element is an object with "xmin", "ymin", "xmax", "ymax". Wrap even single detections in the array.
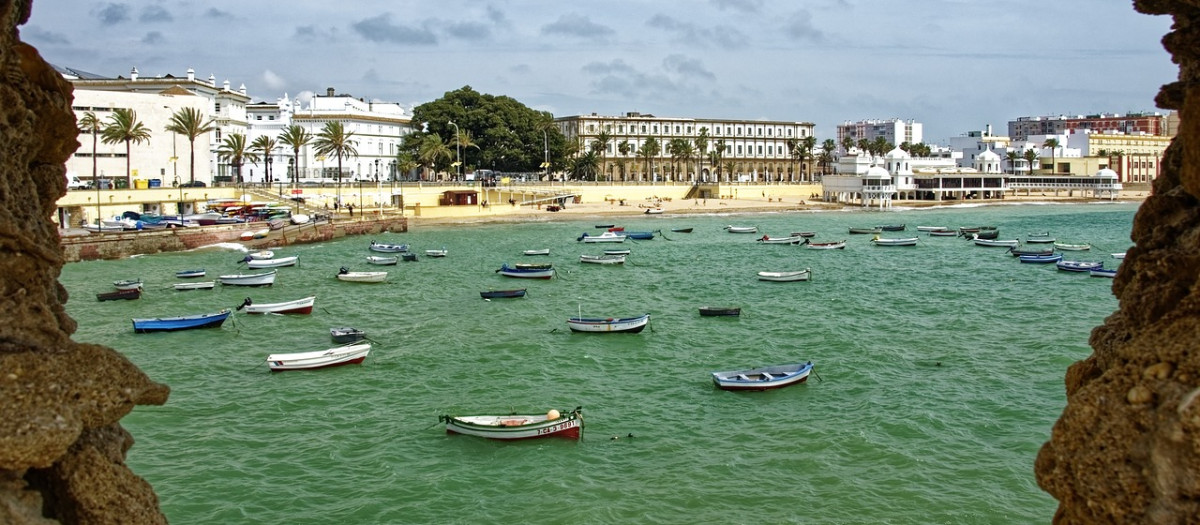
[
  {"xmin": 1034, "ymin": 1, "xmax": 1200, "ymax": 524},
  {"xmin": 1, "ymin": 1, "xmax": 170, "ymax": 523}
]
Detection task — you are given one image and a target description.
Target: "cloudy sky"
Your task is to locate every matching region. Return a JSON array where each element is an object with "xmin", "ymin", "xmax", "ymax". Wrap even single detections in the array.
[{"xmin": 25, "ymin": 0, "xmax": 1175, "ymax": 143}]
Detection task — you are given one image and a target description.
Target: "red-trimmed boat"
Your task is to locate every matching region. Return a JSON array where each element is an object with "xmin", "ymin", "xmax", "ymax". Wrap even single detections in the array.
[
  {"xmin": 237, "ymin": 295, "xmax": 316, "ymax": 315},
  {"xmin": 440, "ymin": 407, "xmax": 583, "ymax": 440},
  {"xmin": 712, "ymin": 361, "xmax": 815, "ymax": 391},
  {"xmin": 266, "ymin": 342, "xmax": 371, "ymax": 371}
]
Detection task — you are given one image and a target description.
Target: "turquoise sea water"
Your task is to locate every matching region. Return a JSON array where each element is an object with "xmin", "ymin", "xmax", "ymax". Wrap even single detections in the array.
[{"xmin": 61, "ymin": 202, "xmax": 1136, "ymax": 524}]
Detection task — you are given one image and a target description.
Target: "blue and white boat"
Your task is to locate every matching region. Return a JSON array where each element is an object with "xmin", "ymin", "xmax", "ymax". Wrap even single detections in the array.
[
  {"xmin": 1090, "ymin": 268, "xmax": 1118, "ymax": 278},
  {"xmin": 566, "ymin": 313, "xmax": 650, "ymax": 333},
  {"xmin": 1019, "ymin": 253, "xmax": 1063, "ymax": 264},
  {"xmin": 496, "ymin": 263, "xmax": 554, "ymax": 279},
  {"xmin": 132, "ymin": 309, "xmax": 231, "ymax": 333},
  {"xmin": 175, "ymin": 269, "xmax": 206, "ymax": 278},
  {"xmin": 712, "ymin": 361, "xmax": 815, "ymax": 391},
  {"xmin": 369, "ymin": 241, "xmax": 409, "ymax": 253},
  {"xmin": 1056, "ymin": 260, "xmax": 1104, "ymax": 273}
]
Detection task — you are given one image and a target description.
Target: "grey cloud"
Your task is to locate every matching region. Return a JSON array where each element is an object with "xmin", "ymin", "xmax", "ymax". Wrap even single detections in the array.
[
  {"xmin": 352, "ymin": 14, "xmax": 437, "ymax": 45},
  {"xmin": 646, "ymin": 14, "xmax": 749, "ymax": 49},
  {"xmin": 95, "ymin": 3, "xmax": 130, "ymax": 25},
  {"xmin": 485, "ymin": 5, "xmax": 507, "ymax": 25},
  {"xmin": 142, "ymin": 31, "xmax": 165, "ymax": 45},
  {"xmin": 541, "ymin": 14, "xmax": 614, "ymax": 39},
  {"xmin": 205, "ymin": 8, "xmax": 234, "ymax": 20},
  {"xmin": 140, "ymin": 5, "xmax": 172, "ymax": 23},
  {"xmin": 711, "ymin": 0, "xmax": 762, "ymax": 13},
  {"xmin": 663, "ymin": 55, "xmax": 716, "ymax": 81},
  {"xmin": 783, "ymin": 9, "xmax": 823, "ymax": 43},
  {"xmin": 23, "ymin": 26, "xmax": 70, "ymax": 45},
  {"xmin": 444, "ymin": 21, "xmax": 490, "ymax": 41}
]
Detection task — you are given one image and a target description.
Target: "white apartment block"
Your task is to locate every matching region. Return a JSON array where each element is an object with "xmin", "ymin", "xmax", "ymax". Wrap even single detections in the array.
[
  {"xmin": 245, "ymin": 88, "xmax": 412, "ymax": 185},
  {"xmin": 836, "ymin": 119, "xmax": 923, "ymax": 154},
  {"xmin": 61, "ymin": 66, "xmax": 250, "ymax": 186},
  {"xmin": 555, "ymin": 112, "xmax": 818, "ymax": 182}
]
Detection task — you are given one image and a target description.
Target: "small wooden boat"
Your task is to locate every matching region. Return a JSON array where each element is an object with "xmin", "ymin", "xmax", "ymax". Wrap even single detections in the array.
[
  {"xmin": 1090, "ymin": 268, "xmax": 1118, "ymax": 278},
  {"xmin": 916, "ymin": 226, "xmax": 949, "ymax": 232},
  {"xmin": 175, "ymin": 269, "xmax": 206, "ymax": 278},
  {"xmin": 603, "ymin": 249, "xmax": 631, "ymax": 256},
  {"xmin": 1057, "ymin": 260, "xmax": 1104, "ymax": 272},
  {"xmin": 791, "ymin": 231, "xmax": 817, "ymax": 238},
  {"xmin": 1019, "ymin": 254, "xmax": 1063, "ymax": 264},
  {"xmin": 624, "ymin": 231, "xmax": 655, "ymax": 240},
  {"xmin": 113, "ymin": 279, "xmax": 143, "ymax": 290},
  {"xmin": 849, "ymin": 227, "xmax": 882, "ymax": 235},
  {"xmin": 670, "ymin": 227, "xmax": 694, "ymax": 233},
  {"xmin": 132, "ymin": 308, "xmax": 231, "ymax": 333},
  {"xmin": 247, "ymin": 250, "xmax": 275, "ymax": 260},
  {"xmin": 237, "ymin": 295, "xmax": 316, "ymax": 315},
  {"xmin": 803, "ymin": 239, "xmax": 846, "ymax": 250},
  {"xmin": 1010, "ymin": 246, "xmax": 1055, "ymax": 257},
  {"xmin": 757, "ymin": 234, "xmax": 804, "ymax": 244},
  {"xmin": 246, "ymin": 255, "xmax": 298, "ymax": 268},
  {"xmin": 97, "ymin": 288, "xmax": 141, "ymax": 301},
  {"xmin": 515, "ymin": 263, "xmax": 553, "ymax": 270},
  {"xmin": 580, "ymin": 254, "xmax": 626, "ymax": 265},
  {"xmin": 1054, "ymin": 242, "xmax": 1091, "ymax": 251},
  {"xmin": 266, "ymin": 343, "xmax": 371, "ymax": 372},
  {"xmin": 699, "ymin": 306, "xmax": 740, "ymax": 317},
  {"xmin": 219, "ymin": 270, "xmax": 277, "ymax": 287},
  {"xmin": 336, "ymin": 267, "xmax": 387, "ymax": 282},
  {"xmin": 401, "ymin": 252, "xmax": 418, "ymax": 262},
  {"xmin": 927, "ymin": 229, "xmax": 958, "ymax": 237},
  {"xmin": 725, "ymin": 225, "xmax": 758, "ymax": 234},
  {"xmin": 439, "ymin": 407, "xmax": 584, "ymax": 440},
  {"xmin": 871, "ymin": 237, "xmax": 919, "ymax": 247},
  {"xmin": 173, "ymin": 281, "xmax": 216, "ymax": 291},
  {"xmin": 369, "ymin": 241, "xmax": 409, "ymax": 253},
  {"xmin": 578, "ymin": 231, "xmax": 627, "ymax": 243},
  {"xmin": 644, "ymin": 207, "xmax": 664, "ymax": 214},
  {"xmin": 366, "ymin": 255, "xmax": 399, "ymax": 266},
  {"xmin": 757, "ymin": 269, "xmax": 812, "ymax": 282},
  {"xmin": 1026, "ymin": 234, "xmax": 1056, "ymax": 243},
  {"xmin": 607, "ymin": 227, "xmax": 624, "ymax": 232},
  {"xmin": 972, "ymin": 237, "xmax": 1020, "ymax": 248},
  {"xmin": 971, "ymin": 229, "xmax": 1000, "ymax": 240},
  {"xmin": 330, "ymin": 327, "xmax": 365, "ymax": 344},
  {"xmin": 595, "ymin": 224, "xmax": 615, "ymax": 229},
  {"xmin": 567, "ymin": 313, "xmax": 650, "ymax": 333},
  {"xmin": 1112, "ymin": 252, "xmax": 1127, "ymax": 260},
  {"xmin": 876, "ymin": 224, "xmax": 906, "ymax": 231},
  {"xmin": 712, "ymin": 361, "xmax": 814, "ymax": 391},
  {"xmin": 523, "ymin": 248, "xmax": 551, "ymax": 256},
  {"xmin": 425, "ymin": 248, "xmax": 448, "ymax": 258},
  {"xmin": 480, "ymin": 289, "xmax": 527, "ymax": 299},
  {"xmin": 497, "ymin": 263, "xmax": 554, "ymax": 279}
]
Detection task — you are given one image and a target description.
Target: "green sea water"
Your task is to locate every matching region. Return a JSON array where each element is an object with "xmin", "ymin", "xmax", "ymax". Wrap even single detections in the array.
[{"xmin": 61, "ymin": 202, "xmax": 1137, "ymax": 524}]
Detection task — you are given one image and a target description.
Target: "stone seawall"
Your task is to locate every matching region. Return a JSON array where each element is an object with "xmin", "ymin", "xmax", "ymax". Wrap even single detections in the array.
[{"xmin": 60, "ymin": 218, "xmax": 408, "ymax": 262}]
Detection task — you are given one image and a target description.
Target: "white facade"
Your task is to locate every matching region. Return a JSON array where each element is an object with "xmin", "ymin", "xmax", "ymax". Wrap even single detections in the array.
[
  {"xmin": 836, "ymin": 119, "xmax": 923, "ymax": 155},
  {"xmin": 948, "ymin": 126, "xmax": 1011, "ymax": 168},
  {"xmin": 67, "ymin": 89, "xmax": 212, "ymax": 187}
]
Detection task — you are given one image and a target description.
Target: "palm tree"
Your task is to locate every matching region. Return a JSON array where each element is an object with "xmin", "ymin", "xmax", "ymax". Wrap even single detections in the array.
[
  {"xmin": 1004, "ymin": 150, "xmax": 1020, "ymax": 174},
  {"xmin": 639, "ymin": 137, "xmax": 661, "ymax": 181},
  {"xmin": 820, "ymin": 139, "xmax": 837, "ymax": 177},
  {"xmin": 453, "ymin": 128, "xmax": 481, "ymax": 175},
  {"xmin": 710, "ymin": 139, "xmax": 727, "ymax": 182},
  {"xmin": 871, "ymin": 137, "xmax": 890, "ymax": 158},
  {"xmin": 164, "ymin": 107, "xmax": 215, "ymax": 185},
  {"xmin": 841, "ymin": 136, "xmax": 855, "ymax": 156},
  {"xmin": 78, "ymin": 111, "xmax": 102, "ymax": 186},
  {"xmin": 1023, "ymin": 149, "xmax": 1039, "ymax": 174},
  {"xmin": 395, "ymin": 152, "xmax": 419, "ymax": 181},
  {"xmin": 313, "ymin": 121, "xmax": 358, "ymax": 188},
  {"xmin": 668, "ymin": 138, "xmax": 692, "ymax": 181},
  {"xmin": 217, "ymin": 133, "xmax": 258, "ymax": 184},
  {"xmin": 250, "ymin": 135, "xmax": 279, "ymax": 184},
  {"xmin": 617, "ymin": 140, "xmax": 632, "ymax": 181},
  {"xmin": 100, "ymin": 108, "xmax": 152, "ymax": 188},
  {"xmin": 801, "ymin": 135, "xmax": 817, "ymax": 182},
  {"xmin": 786, "ymin": 139, "xmax": 800, "ymax": 182},
  {"xmin": 417, "ymin": 134, "xmax": 452, "ymax": 180},
  {"xmin": 694, "ymin": 127, "xmax": 709, "ymax": 181},
  {"xmin": 1042, "ymin": 138, "xmax": 1060, "ymax": 174},
  {"xmin": 278, "ymin": 125, "xmax": 312, "ymax": 185},
  {"xmin": 569, "ymin": 150, "xmax": 600, "ymax": 180},
  {"xmin": 592, "ymin": 131, "xmax": 611, "ymax": 179}
]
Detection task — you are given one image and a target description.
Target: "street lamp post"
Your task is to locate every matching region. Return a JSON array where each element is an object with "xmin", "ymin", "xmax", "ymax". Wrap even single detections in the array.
[{"xmin": 449, "ymin": 120, "xmax": 461, "ymax": 181}]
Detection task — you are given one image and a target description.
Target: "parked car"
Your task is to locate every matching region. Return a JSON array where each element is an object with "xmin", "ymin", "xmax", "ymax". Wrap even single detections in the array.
[{"xmin": 66, "ymin": 175, "xmax": 90, "ymax": 190}]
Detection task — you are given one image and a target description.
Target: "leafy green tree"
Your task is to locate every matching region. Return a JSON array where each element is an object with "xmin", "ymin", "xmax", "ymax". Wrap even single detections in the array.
[
  {"xmin": 639, "ymin": 137, "xmax": 661, "ymax": 181},
  {"xmin": 617, "ymin": 140, "xmax": 632, "ymax": 181},
  {"xmin": 100, "ymin": 108, "xmax": 152, "ymax": 188},
  {"xmin": 709, "ymin": 139, "xmax": 727, "ymax": 181},
  {"xmin": 278, "ymin": 125, "xmax": 312, "ymax": 185},
  {"xmin": 313, "ymin": 121, "xmax": 358, "ymax": 184},
  {"xmin": 394, "ymin": 152, "xmax": 419, "ymax": 181},
  {"xmin": 1004, "ymin": 150, "xmax": 1020, "ymax": 174},
  {"xmin": 694, "ymin": 127, "xmax": 709, "ymax": 181},
  {"xmin": 164, "ymin": 107, "xmax": 214, "ymax": 185},
  {"xmin": 841, "ymin": 136, "xmax": 855, "ymax": 155},
  {"xmin": 569, "ymin": 150, "xmax": 600, "ymax": 181},
  {"xmin": 217, "ymin": 133, "xmax": 259, "ymax": 183},
  {"xmin": 250, "ymin": 134, "xmax": 279, "ymax": 183},
  {"xmin": 1042, "ymin": 138, "xmax": 1060, "ymax": 174},
  {"xmin": 1023, "ymin": 148, "xmax": 1039, "ymax": 174},
  {"xmin": 79, "ymin": 111, "xmax": 102, "ymax": 186},
  {"xmin": 417, "ymin": 134, "xmax": 453, "ymax": 179},
  {"xmin": 819, "ymin": 139, "xmax": 837, "ymax": 177}
]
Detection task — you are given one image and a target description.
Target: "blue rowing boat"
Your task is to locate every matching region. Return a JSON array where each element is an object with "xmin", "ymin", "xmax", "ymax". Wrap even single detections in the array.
[{"xmin": 132, "ymin": 308, "xmax": 231, "ymax": 333}]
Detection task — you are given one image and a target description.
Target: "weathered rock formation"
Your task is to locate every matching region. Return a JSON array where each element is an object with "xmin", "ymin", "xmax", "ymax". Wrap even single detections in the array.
[
  {"xmin": 1, "ymin": 1, "xmax": 170, "ymax": 523},
  {"xmin": 1035, "ymin": 2, "xmax": 1200, "ymax": 524}
]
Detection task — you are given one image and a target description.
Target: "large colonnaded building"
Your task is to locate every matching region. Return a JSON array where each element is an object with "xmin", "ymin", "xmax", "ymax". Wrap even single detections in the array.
[{"xmin": 554, "ymin": 112, "xmax": 818, "ymax": 182}]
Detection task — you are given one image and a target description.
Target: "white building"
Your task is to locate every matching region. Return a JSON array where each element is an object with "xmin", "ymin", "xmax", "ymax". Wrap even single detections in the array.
[
  {"xmin": 836, "ymin": 119, "xmax": 923, "ymax": 155},
  {"xmin": 947, "ymin": 125, "xmax": 1011, "ymax": 168}
]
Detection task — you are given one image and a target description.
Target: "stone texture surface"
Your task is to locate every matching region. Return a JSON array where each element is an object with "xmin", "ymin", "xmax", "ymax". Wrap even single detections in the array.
[
  {"xmin": 1034, "ymin": 2, "xmax": 1200, "ymax": 524},
  {"xmin": 1, "ymin": 1, "xmax": 170, "ymax": 523}
]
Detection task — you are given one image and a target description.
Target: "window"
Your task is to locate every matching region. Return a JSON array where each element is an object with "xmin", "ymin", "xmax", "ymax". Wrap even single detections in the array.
[
  {"xmin": 757, "ymin": 145, "xmax": 763, "ymax": 155},
  {"xmin": 641, "ymin": 125, "xmax": 647, "ymax": 133},
  {"xmin": 758, "ymin": 128, "xmax": 763, "ymax": 136},
  {"xmin": 737, "ymin": 145, "xmax": 743, "ymax": 155},
  {"xmin": 653, "ymin": 125, "xmax": 659, "ymax": 133},
  {"xmin": 215, "ymin": 103, "xmax": 221, "ymax": 113},
  {"xmin": 675, "ymin": 126, "xmax": 681, "ymax": 134},
  {"xmin": 767, "ymin": 128, "xmax": 773, "ymax": 136},
  {"xmin": 767, "ymin": 146, "xmax": 773, "ymax": 155},
  {"xmin": 736, "ymin": 127, "xmax": 742, "ymax": 136},
  {"xmin": 256, "ymin": 115, "xmax": 262, "ymax": 120},
  {"xmin": 787, "ymin": 129, "xmax": 793, "ymax": 137}
]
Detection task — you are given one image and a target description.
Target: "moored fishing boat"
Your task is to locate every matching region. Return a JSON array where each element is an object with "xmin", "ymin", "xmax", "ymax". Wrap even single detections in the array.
[
  {"xmin": 497, "ymin": 263, "xmax": 554, "ymax": 279},
  {"xmin": 97, "ymin": 288, "xmax": 141, "ymax": 301},
  {"xmin": 791, "ymin": 231, "xmax": 817, "ymax": 238},
  {"xmin": 480, "ymin": 289, "xmax": 527, "ymax": 299},
  {"xmin": 849, "ymin": 227, "xmax": 882, "ymax": 235},
  {"xmin": 219, "ymin": 270, "xmax": 277, "ymax": 287},
  {"xmin": 1010, "ymin": 246, "xmax": 1056, "ymax": 257},
  {"xmin": 336, "ymin": 268, "xmax": 388, "ymax": 282},
  {"xmin": 266, "ymin": 342, "xmax": 371, "ymax": 372},
  {"xmin": 916, "ymin": 226, "xmax": 949, "ymax": 232},
  {"xmin": 175, "ymin": 269, "xmax": 206, "ymax": 278},
  {"xmin": 1090, "ymin": 268, "xmax": 1118, "ymax": 278},
  {"xmin": 803, "ymin": 239, "xmax": 846, "ymax": 250},
  {"xmin": 369, "ymin": 241, "xmax": 409, "ymax": 253},
  {"xmin": 237, "ymin": 295, "xmax": 316, "ymax": 315},
  {"xmin": 871, "ymin": 236, "xmax": 919, "ymax": 247},
  {"xmin": 439, "ymin": 407, "xmax": 584, "ymax": 440},
  {"xmin": 173, "ymin": 281, "xmax": 216, "ymax": 291},
  {"xmin": 972, "ymin": 237, "xmax": 1020, "ymax": 248},
  {"xmin": 927, "ymin": 229, "xmax": 958, "ymax": 237},
  {"xmin": 757, "ymin": 269, "xmax": 812, "ymax": 282},
  {"xmin": 425, "ymin": 248, "xmax": 448, "ymax": 257},
  {"xmin": 1057, "ymin": 260, "xmax": 1104, "ymax": 272},
  {"xmin": 725, "ymin": 225, "xmax": 758, "ymax": 234},
  {"xmin": 113, "ymin": 279, "xmax": 143, "ymax": 290},
  {"xmin": 699, "ymin": 306, "xmax": 741, "ymax": 317},
  {"xmin": 523, "ymin": 248, "xmax": 550, "ymax": 256},
  {"xmin": 330, "ymin": 327, "xmax": 365, "ymax": 344},
  {"xmin": 876, "ymin": 224, "xmax": 906, "ymax": 231},
  {"xmin": 567, "ymin": 313, "xmax": 650, "ymax": 333},
  {"xmin": 712, "ymin": 361, "xmax": 815, "ymax": 391},
  {"xmin": 670, "ymin": 227, "xmax": 693, "ymax": 233},
  {"xmin": 1054, "ymin": 242, "xmax": 1092, "ymax": 251},
  {"xmin": 132, "ymin": 308, "xmax": 231, "ymax": 333},
  {"xmin": 757, "ymin": 234, "xmax": 804, "ymax": 244},
  {"xmin": 247, "ymin": 250, "xmax": 274, "ymax": 260},
  {"xmin": 366, "ymin": 255, "xmax": 399, "ymax": 266},
  {"xmin": 603, "ymin": 249, "xmax": 631, "ymax": 256},
  {"xmin": 246, "ymin": 255, "xmax": 299, "ymax": 268},
  {"xmin": 1019, "ymin": 253, "xmax": 1063, "ymax": 264},
  {"xmin": 577, "ymin": 231, "xmax": 627, "ymax": 243},
  {"xmin": 579, "ymin": 254, "xmax": 626, "ymax": 265}
]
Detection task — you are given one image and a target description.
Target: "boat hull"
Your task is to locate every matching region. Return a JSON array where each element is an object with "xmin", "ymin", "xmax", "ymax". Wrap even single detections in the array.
[
  {"xmin": 337, "ymin": 272, "xmax": 388, "ymax": 283},
  {"xmin": 219, "ymin": 270, "xmax": 277, "ymax": 287},
  {"xmin": 330, "ymin": 327, "xmax": 365, "ymax": 344},
  {"xmin": 242, "ymin": 296, "xmax": 316, "ymax": 315},
  {"xmin": 712, "ymin": 362, "xmax": 814, "ymax": 391},
  {"xmin": 441, "ymin": 410, "xmax": 583, "ymax": 440},
  {"xmin": 132, "ymin": 309, "xmax": 231, "ymax": 333},
  {"xmin": 580, "ymin": 255, "xmax": 626, "ymax": 265},
  {"xmin": 497, "ymin": 264, "xmax": 554, "ymax": 279},
  {"xmin": 173, "ymin": 281, "xmax": 216, "ymax": 291},
  {"xmin": 757, "ymin": 270, "xmax": 811, "ymax": 282},
  {"xmin": 481, "ymin": 289, "xmax": 527, "ymax": 299},
  {"xmin": 247, "ymin": 256, "xmax": 298, "ymax": 269},
  {"xmin": 175, "ymin": 269, "xmax": 206, "ymax": 278},
  {"xmin": 567, "ymin": 314, "xmax": 650, "ymax": 333},
  {"xmin": 699, "ymin": 307, "xmax": 740, "ymax": 317},
  {"xmin": 267, "ymin": 343, "xmax": 371, "ymax": 371},
  {"xmin": 97, "ymin": 288, "xmax": 141, "ymax": 301}
]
